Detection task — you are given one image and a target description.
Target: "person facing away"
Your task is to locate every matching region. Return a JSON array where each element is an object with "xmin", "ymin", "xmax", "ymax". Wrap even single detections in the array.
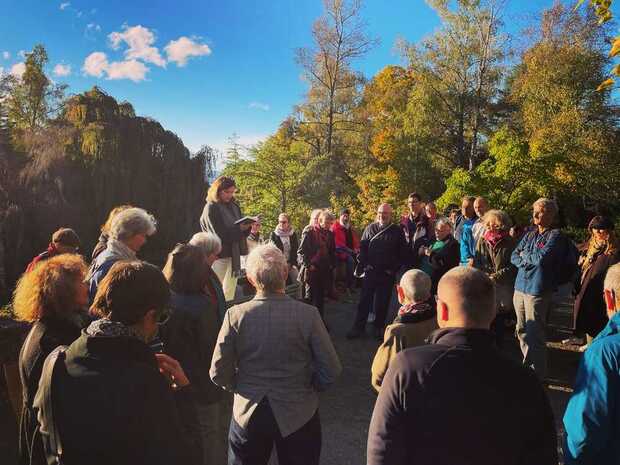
[
  {"xmin": 25, "ymin": 228, "xmax": 81, "ymax": 273},
  {"xmin": 15, "ymin": 255, "xmax": 89, "ymax": 465},
  {"xmin": 458, "ymin": 196, "xmax": 480, "ymax": 266},
  {"xmin": 210, "ymin": 244, "xmax": 342, "ymax": 465},
  {"xmin": 347, "ymin": 203, "xmax": 407, "ymax": 341},
  {"xmin": 36, "ymin": 260, "xmax": 199, "ymax": 465},
  {"xmin": 160, "ymin": 242, "xmax": 226, "ymax": 465},
  {"xmin": 371, "ymin": 269, "xmax": 437, "ymax": 391},
  {"xmin": 563, "ymin": 262, "xmax": 620, "ymax": 465},
  {"xmin": 367, "ymin": 266, "xmax": 558, "ymax": 465},
  {"xmin": 511, "ymin": 197, "xmax": 565, "ymax": 379}
]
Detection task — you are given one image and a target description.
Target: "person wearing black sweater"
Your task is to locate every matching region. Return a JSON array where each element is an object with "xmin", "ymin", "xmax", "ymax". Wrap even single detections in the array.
[{"xmin": 347, "ymin": 203, "xmax": 407, "ymax": 341}]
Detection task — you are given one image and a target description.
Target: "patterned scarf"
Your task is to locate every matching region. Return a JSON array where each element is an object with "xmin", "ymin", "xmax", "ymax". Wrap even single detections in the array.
[
  {"xmin": 86, "ymin": 318, "xmax": 143, "ymax": 340},
  {"xmin": 580, "ymin": 234, "xmax": 619, "ymax": 280},
  {"xmin": 398, "ymin": 301, "xmax": 434, "ymax": 316},
  {"xmin": 274, "ymin": 225, "xmax": 294, "ymax": 238},
  {"xmin": 484, "ymin": 229, "xmax": 509, "ymax": 249}
]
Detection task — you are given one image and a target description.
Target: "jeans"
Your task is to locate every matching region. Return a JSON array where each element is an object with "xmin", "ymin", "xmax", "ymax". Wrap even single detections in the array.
[
  {"xmin": 513, "ymin": 290, "xmax": 552, "ymax": 379},
  {"xmin": 354, "ymin": 269, "xmax": 395, "ymax": 331},
  {"xmin": 228, "ymin": 399, "xmax": 321, "ymax": 465}
]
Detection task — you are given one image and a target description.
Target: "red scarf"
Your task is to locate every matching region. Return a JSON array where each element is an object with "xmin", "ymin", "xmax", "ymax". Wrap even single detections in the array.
[{"xmin": 484, "ymin": 229, "xmax": 508, "ymax": 249}]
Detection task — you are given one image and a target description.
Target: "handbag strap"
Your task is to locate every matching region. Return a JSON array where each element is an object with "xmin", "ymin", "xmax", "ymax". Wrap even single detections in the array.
[{"xmin": 33, "ymin": 345, "xmax": 68, "ymax": 465}]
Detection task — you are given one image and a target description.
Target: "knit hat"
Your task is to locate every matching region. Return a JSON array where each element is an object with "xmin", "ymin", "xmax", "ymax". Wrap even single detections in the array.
[
  {"xmin": 51, "ymin": 228, "xmax": 81, "ymax": 248},
  {"xmin": 588, "ymin": 216, "xmax": 614, "ymax": 231}
]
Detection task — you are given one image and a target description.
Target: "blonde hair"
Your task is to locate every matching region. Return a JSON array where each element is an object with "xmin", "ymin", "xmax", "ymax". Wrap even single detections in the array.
[
  {"xmin": 13, "ymin": 255, "xmax": 87, "ymax": 322},
  {"xmin": 482, "ymin": 210, "xmax": 512, "ymax": 230},
  {"xmin": 206, "ymin": 176, "xmax": 236, "ymax": 203}
]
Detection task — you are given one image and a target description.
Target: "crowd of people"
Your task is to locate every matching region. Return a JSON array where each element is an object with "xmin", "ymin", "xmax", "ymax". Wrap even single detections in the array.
[{"xmin": 10, "ymin": 173, "xmax": 620, "ymax": 465}]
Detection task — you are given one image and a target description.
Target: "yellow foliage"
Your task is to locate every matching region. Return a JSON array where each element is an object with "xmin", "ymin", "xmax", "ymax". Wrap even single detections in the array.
[{"xmin": 596, "ymin": 77, "xmax": 615, "ymax": 91}]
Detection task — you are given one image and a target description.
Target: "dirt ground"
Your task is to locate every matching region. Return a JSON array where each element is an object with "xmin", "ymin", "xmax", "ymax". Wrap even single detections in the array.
[{"xmin": 317, "ymin": 287, "xmax": 581, "ymax": 465}]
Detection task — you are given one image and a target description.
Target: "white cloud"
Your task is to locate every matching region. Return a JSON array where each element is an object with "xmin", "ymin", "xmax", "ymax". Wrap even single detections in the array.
[
  {"xmin": 83, "ymin": 52, "xmax": 108, "ymax": 77},
  {"xmin": 87, "ymin": 23, "xmax": 101, "ymax": 32},
  {"xmin": 82, "ymin": 52, "xmax": 148, "ymax": 82},
  {"xmin": 18, "ymin": 50, "xmax": 27, "ymax": 58},
  {"xmin": 106, "ymin": 59, "xmax": 149, "ymax": 82},
  {"xmin": 10, "ymin": 62, "xmax": 26, "ymax": 78},
  {"xmin": 109, "ymin": 25, "xmax": 166, "ymax": 67},
  {"xmin": 85, "ymin": 23, "xmax": 102, "ymax": 40},
  {"xmin": 53, "ymin": 63, "xmax": 72, "ymax": 77},
  {"xmin": 76, "ymin": 11, "xmax": 83, "ymax": 18},
  {"xmin": 60, "ymin": 2, "xmax": 70, "ymax": 10},
  {"xmin": 2, "ymin": 51, "xmax": 9, "ymax": 60},
  {"xmin": 248, "ymin": 102, "xmax": 270, "ymax": 111},
  {"xmin": 164, "ymin": 36, "xmax": 211, "ymax": 67}
]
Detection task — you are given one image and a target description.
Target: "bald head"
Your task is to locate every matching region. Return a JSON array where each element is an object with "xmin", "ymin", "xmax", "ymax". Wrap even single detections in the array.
[
  {"xmin": 437, "ymin": 267, "xmax": 496, "ymax": 328},
  {"xmin": 377, "ymin": 203, "xmax": 393, "ymax": 226}
]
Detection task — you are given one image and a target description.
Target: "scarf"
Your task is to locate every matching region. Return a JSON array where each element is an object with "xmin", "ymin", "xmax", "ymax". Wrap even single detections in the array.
[
  {"xmin": 86, "ymin": 318, "xmax": 143, "ymax": 340},
  {"xmin": 581, "ymin": 235, "xmax": 619, "ymax": 280},
  {"xmin": 484, "ymin": 229, "xmax": 509, "ymax": 249},
  {"xmin": 248, "ymin": 232, "xmax": 261, "ymax": 242},
  {"xmin": 311, "ymin": 226, "xmax": 330, "ymax": 266},
  {"xmin": 274, "ymin": 225, "xmax": 295, "ymax": 238},
  {"xmin": 214, "ymin": 201, "xmax": 243, "ymax": 276},
  {"xmin": 87, "ymin": 238, "xmax": 136, "ymax": 281},
  {"xmin": 394, "ymin": 301, "xmax": 436, "ymax": 324}
]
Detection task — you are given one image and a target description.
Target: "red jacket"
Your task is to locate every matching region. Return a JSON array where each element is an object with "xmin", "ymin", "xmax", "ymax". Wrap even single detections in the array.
[
  {"xmin": 25, "ymin": 244, "xmax": 59, "ymax": 273},
  {"xmin": 331, "ymin": 221, "xmax": 360, "ymax": 261}
]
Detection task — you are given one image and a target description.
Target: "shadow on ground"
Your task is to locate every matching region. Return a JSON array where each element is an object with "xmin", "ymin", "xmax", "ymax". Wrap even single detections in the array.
[{"xmin": 318, "ymin": 289, "xmax": 581, "ymax": 465}]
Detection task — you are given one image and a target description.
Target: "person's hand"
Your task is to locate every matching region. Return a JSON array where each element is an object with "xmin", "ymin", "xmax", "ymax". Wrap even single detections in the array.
[
  {"xmin": 155, "ymin": 353, "xmax": 190, "ymax": 389},
  {"xmin": 424, "ymin": 247, "xmax": 432, "ymax": 257},
  {"xmin": 418, "ymin": 247, "xmax": 427, "ymax": 257}
]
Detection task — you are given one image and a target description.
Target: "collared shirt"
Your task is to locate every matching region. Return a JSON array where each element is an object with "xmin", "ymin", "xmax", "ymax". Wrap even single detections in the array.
[{"xmin": 210, "ymin": 294, "xmax": 342, "ymax": 437}]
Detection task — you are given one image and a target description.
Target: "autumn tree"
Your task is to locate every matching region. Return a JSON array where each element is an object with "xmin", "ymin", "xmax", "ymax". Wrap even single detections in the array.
[
  {"xmin": 294, "ymin": 0, "xmax": 377, "ymax": 188},
  {"xmin": 6, "ymin": 45, "xmax": 67, "ymax": 139},
  {"xmin": 400, "ymin": 0, "xmax": 506, "ymax": 172}
]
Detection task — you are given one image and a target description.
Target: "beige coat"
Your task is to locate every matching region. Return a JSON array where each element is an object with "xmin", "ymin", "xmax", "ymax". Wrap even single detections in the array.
[{"xmin": 371, "ymin": 317, "xmax": 438, "ymax": 391}]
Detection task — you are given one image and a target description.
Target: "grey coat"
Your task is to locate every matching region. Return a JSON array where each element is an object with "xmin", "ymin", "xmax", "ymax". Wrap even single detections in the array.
[{"xmin": 209, "ymin": 293, "xmax": 342, "ymax": 437}]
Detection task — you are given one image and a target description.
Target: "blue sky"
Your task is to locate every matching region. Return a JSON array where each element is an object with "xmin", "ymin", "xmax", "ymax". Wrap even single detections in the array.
[{"xmin": 0, "ymin": 0, "xmax": 614, "ymax": 157}]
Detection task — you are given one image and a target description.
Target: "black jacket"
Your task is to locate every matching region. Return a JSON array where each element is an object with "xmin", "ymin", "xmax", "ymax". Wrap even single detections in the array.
[
  {"xmin": 427, "ymin": 235, "xmax": 460, "ymax": 293},
  {"xmin": 297, "ymin": 227, "xmax": 336, "ymax": 276},
  {"xmin": 159, "ymin": 292, "xmax": 223, "ymax": 404},
  {"xmin": 573, "ymin": 251, "xmax": 620, "ymax": 335},
  {"xmin": 269, "ymin": 231, "xmax": 300, "ymax": 267},
  {"xmin": 358, "ymin": 223, "xmax": 407, "ymax": 275},
  {"xmin": 18, "ymin": 317, "xmax": 82, "ymax": 465},
  {"xmin": 49, "ymin": 332, "xmax": 199, "ymax": 465},
  {"xmin": 367, "ymin": 328, "xmax": 557, "ymax": 465},
  {"xmin": 200, "ymin": 200, "xmax": 249, "ymax": 258}
]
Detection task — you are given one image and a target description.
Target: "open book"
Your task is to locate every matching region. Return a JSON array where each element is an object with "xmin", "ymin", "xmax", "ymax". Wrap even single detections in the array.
[{"xmin": 234, "ymin": 216, "xmax": 260, "ymax": 226}]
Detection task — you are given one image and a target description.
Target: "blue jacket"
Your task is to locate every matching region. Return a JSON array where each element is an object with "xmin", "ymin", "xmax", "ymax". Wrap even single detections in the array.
[
  {"xmin": 459, "ymin": 217, "xmax": 477, "ymax": 265},
  {"xmin": 87, "ymin": 250, "xmax": 120, "ymax": 304},
  {"xmin": 563, "ymin": 312, "xmax": 620, "ymax": 465},
  {"xmin": 511, "ymin": 228, "xmax": 562, "ymax": 296}
]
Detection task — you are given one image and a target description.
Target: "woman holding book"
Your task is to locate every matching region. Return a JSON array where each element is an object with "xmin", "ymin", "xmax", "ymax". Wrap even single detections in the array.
[{"xmin": 200, "ymin": 176, "xmax": 253, "ymax": 300}]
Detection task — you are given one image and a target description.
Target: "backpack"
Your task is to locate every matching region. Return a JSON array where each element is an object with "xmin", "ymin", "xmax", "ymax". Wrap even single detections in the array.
[
  {"xmin": 556, "ymin": 233, "xmax": 579, "ymax": 286},
  {"xmin": 33, "ymin": 345, "xmax": 68, "ymax": 465}
]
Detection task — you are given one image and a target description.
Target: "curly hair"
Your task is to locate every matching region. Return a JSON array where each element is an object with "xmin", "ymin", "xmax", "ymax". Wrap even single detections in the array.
[{"xmin": 12, "ymin": 254, "xmax": 88, "ymax": 322}]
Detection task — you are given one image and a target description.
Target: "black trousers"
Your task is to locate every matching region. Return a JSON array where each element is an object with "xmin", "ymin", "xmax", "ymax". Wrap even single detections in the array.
[
  {"xmin": 228, "ymin": 399, "xmax": 321, "ymax": 465},
  {"xmin": 354, "ymin": 269, "xmax": 395, "ymax": 330}
]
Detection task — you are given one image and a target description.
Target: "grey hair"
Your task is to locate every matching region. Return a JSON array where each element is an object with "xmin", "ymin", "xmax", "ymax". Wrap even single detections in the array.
[
  {"xmin": 435, "ymin": 216, "xmax": 452, "ymax": 230},
  {"xmin": 482, "ymin": 210, "xmax": 512, "ymax": 230},
  {"xmin": 109, "ymin": 207, "xmax": 157, "ymax": 241},
  {"xmin": 189, "ymin": 232, "xmax": 222, "ymax": 256},
  {"xmin": 400, "ymin": 269, "xmax": 432, "ymax": 303},
  {"xmin": 604, "ymin": 263, "xmax": 620, "ymax": 296},
  {"xmin": 309, "ymin": 209, "xmax": 322, "ymax": 226},
  {"xmin": 438, "ymin": 267, "xmax": 496, "ymax": 325},
  {"xmin": 246, "ymin": 244, "xmax": 288, "ymax": 292},
  {"xmin": 533, "ymin": 197, "xmax": 559, "ymax": 219},
  {"xmin": 319, "ymin": 209, "xmax": 335, "ymax": 221}
]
